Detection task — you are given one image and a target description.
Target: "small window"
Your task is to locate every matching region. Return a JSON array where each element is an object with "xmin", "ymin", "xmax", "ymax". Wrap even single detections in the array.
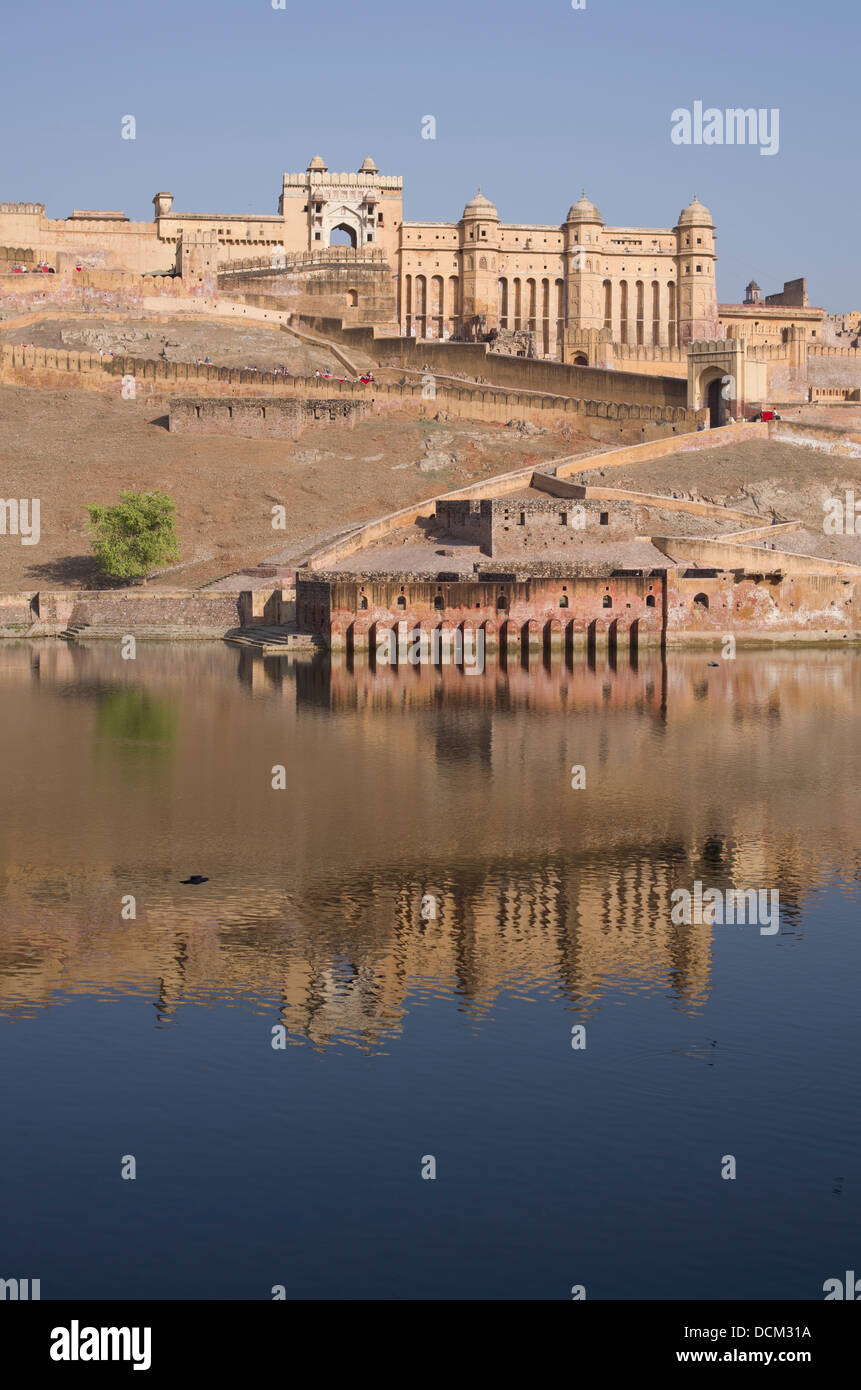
[
  {"xmin": 396, "ymin": 596, "xmax": 407, "ymax": 608},
  {"xmin": 602, "ymin": 594, "xmax": 612, "ymax": 608},
  {"xmin": 599, "ymin": 512, "xmax": 609, "ymax": 526},
  {"xmin": 693, "ymin": 592, "xmax": 709, "ymax": 609},
  {"xmin": 559, "ymin": 512, "xmax": 567, "ymax": 525},
  {"xmin": 434, "ymin": 595, "xmax": 444, "ymax": 610},
  {"xmin": 519, "ymin": 512, "xmax": 526, "ymax": 525},
  {"xmin": 360, "ymin": 596, "xmax": 368, "ymax": 610},
  {"xmin": 646, "ymin": 594, "xmax": 656, "ymax": 608},
  {"xmin": 559, "ymin": 595, "xmax": 569, "ymax": 608},
  {"xmin": 314, "ymin": 232, "xmax": 321, "ymax": 241},
  {"xmin": 497, "ymin": 595, "xmax": 508, "ymax": 611}
]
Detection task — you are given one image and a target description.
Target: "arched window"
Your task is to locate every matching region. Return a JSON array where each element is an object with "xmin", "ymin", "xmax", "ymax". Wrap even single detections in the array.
[
  {"xmin": 415, "ymin": 275, "xmax": 427, "ymax": 337},
  {"xmin": 693, "ymin": 592, "xmax": 709, "ymax": 609},
  {"xmin": 360, "ymin": 596, "xmax": 368, "ymax": 610},
  {"xmin": 448, "ymin": 275, "xmax": 459, "ymax": 333},
  {"xmin": 397, "ymin": 595, "xmax": 407, "ymax": 608},
  {"xmin": 603, "ymin": 279, "xmax": 612, "ymax": 331},
  {"xmin": 431, "ymin": 275, "xmax": 444, "ymax": 337},
  {"xmin": 434, "ymin": 595, "xmax": 445, "ymax": 610},
  {"xmin": 646, "ymin": 594, "xmax": 656, "ymax": 608},
  {"xmin": 497, "ymin": 594, "xmax": 508, "ymax": 610},
  {"xmin": 559, "ymin": 595, "xmax": 569, "ymax": 608},
  {"xmin": 404, "ymin": 274, "xmax": 412, "ymax": 335},
  {"xmin": 602, "ymin": 594, "xmax": 613, "ymax": 608}
]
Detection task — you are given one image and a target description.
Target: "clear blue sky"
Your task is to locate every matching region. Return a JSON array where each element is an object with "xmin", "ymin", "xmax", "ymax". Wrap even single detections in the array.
[{"xmin": 1, "ymin": 0, "xmax": 857, "ymax": 310}]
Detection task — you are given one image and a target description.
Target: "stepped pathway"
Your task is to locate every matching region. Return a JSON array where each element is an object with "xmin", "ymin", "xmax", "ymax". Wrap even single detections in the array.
[{"xmin": 223, "ymin": 625, "xmax": 325, "ymax": 655}]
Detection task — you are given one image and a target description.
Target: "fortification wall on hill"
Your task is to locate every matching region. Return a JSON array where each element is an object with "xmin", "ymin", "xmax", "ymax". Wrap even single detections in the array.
[
  {"xmin": 0, "ymin": 344, "xmax": 703, "ymax": 442},
  {"xmin": 304, "ymin": 422, "xmax": 767, "ymax": 571},
  {"xmin": 0, "ymin": 269, "xmax": 209, "ymax": 319},
  {"xmin": 169, "ymin": 396, "xmax": 369, "ymax": 439},
  {"xmin": 291, "ymin": 312, "xmax": 688, "ymax": 408},
  {"xmin": 807, "ymin": 352, "xmax": 861, "ymax": 389}
]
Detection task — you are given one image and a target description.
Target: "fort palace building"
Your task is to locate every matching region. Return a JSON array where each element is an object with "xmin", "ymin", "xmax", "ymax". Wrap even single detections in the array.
[{"xmin": 0, "ymin": 154, "xmax": 828, "ymax": 363}]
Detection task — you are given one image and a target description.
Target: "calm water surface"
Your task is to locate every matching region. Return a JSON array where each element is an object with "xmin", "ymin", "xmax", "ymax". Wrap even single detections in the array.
[{"xmin": 0, "ymin": 641, "xmax": 858, "ymax": 1299}]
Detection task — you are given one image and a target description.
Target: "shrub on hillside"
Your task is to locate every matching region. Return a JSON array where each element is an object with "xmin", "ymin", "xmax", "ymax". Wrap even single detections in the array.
[{"xmin": 85, "ymin": 490, "xmax": 180, "ymax": 580}]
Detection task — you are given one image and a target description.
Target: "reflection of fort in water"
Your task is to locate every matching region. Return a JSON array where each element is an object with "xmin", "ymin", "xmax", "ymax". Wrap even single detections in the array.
[{"xmin": 0, "ymin": 641, "xmax": 858, "ymax": 1047}]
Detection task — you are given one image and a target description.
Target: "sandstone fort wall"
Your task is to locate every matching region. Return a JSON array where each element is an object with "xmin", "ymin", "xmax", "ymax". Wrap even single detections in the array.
[
  {"xmin": 169, "ymin": 395, "xmax": 369, "ymax": 439},
  {"xmin": 293, "ymin": 314, "xmax": 688, "ymax": 407},
  {"xmin": 0, "ymin": 345, "xmax": 701, "ymax": 442}
]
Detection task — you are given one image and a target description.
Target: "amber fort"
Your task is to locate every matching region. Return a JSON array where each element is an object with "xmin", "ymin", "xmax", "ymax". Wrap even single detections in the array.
[{"xmin": 1, "ymin": 153, "xmax": 861, "ymax": 651}]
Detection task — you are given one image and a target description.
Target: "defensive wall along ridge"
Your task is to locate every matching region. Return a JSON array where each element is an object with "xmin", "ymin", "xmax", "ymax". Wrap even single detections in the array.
[
  {"xmin": 0, "ymin": 341, "xmax": 703, "ymax": 440},
  {"xmin": 649, "ymin": 535, "xmax": 860, "ymax": 577},
  {"xmin": 302, "ymin": 422, "xmax": 771, "ymax": 570},
  {"xmin": 5, "ymin": 273, "xmax": 861, "ymax": 417},
  {"xmin": 0, "ymin": 277, "xmax": 696, "ymax": 411}
]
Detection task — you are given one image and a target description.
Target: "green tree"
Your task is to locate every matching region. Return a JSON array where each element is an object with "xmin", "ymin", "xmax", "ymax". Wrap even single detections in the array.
[{"xmin": 85, "ymin": 490, "xmax": 179, "ymax": 580}]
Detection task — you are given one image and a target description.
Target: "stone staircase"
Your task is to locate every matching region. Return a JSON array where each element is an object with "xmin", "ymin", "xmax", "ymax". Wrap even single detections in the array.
[
  {"xmin": 59, "ymin": 622, "xmax": 90, "ymax": 641},
  {"xmin": 224, "ymin": 625, "xmax": 326, "ymax": 655}
]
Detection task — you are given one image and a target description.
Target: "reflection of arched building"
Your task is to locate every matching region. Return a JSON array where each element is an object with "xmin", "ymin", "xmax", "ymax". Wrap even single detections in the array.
[{"xmin": 0, "ymin": 643, "xmax": 857, "ymax": 1046}]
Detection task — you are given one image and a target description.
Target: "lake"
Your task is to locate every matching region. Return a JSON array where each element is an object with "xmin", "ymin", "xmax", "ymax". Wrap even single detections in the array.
[{"xmin": 0, "ymin": 640, "xmax": 858, "ymax": 1300}]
